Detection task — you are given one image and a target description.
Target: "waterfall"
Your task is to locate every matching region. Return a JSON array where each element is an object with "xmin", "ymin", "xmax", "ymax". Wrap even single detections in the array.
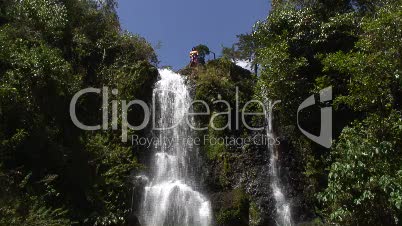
[
  {"xmin": 264, "ymin": 99, "xmax": 293, "ymax": 226},
  {"xmin": 140, "ymin": 69, "xmax": 212, "ymax": 226}
]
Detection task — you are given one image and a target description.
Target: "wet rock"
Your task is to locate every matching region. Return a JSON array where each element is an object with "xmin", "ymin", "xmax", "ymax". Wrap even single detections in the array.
[
  {"xmin": 126, "ymin": 214, "xmax": 141, "ymax": 226},
  {"xmin": 210, "ymin": 188, "xmax": 250, "ymax": 226}
]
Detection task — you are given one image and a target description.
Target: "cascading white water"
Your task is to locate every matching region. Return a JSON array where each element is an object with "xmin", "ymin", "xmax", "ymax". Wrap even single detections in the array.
[
  {"xmin": 264, "ymin": 99, "xmax": 293, "ymax": 226},
  {"xmin": 140, "ymin": 69, "xmax": 212, "ymax": 226}
]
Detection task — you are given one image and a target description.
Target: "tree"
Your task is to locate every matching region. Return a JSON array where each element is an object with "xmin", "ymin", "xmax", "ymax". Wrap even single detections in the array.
[
  {"xmin": 195, "ymin": 44, "xmax": 211, "ymax": 64},
  {"xmin": 221, "ymin": 33, "xmax": 258, "ymax": 74},
  {"xmin": 0, "ymin": 0, "xmax": 158, "ymax": 225},
  {"xmin": 250, "ymin": 0, "xmax": 402, "ymax": 224},
  {"xmin": 318, "ymin": 2, "xmax": 402, "ymax": 224}
]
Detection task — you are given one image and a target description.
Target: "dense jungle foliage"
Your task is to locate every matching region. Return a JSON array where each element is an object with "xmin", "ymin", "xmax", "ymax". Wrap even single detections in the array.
[
  {"xmin": 240, "ymin": 0, "xmax": 402, "ymax": 224},
  {"xmin": 0, "ymin": 0, "xmax": 157, "ymax": 225}
]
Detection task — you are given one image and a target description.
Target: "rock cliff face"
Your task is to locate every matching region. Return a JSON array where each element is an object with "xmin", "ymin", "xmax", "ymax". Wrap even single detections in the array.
[{"xmin": 178, "ymin": 59, "xmax": 312, "ymax": 226}]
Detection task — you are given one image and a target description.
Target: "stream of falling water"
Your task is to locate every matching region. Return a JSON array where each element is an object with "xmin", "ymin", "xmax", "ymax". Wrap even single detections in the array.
[
  {"xmin": 140, "ymin": 69, "xmax": 212, "ymax": 226},
  {"xmin": 264, "ymin": 99, "xmax": 293, "ymax": 226}
]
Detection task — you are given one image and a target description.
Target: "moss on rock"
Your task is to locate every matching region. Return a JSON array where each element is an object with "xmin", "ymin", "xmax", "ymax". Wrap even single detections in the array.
[{"xmin": 212, "ymin": 188, "xmax": 250, "ymax": 226}]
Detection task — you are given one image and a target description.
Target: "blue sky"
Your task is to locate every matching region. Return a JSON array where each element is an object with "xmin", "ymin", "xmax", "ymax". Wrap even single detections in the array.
[{"xmin": 117, "ymin": 0, "xmax": 270, "ymax": 69}]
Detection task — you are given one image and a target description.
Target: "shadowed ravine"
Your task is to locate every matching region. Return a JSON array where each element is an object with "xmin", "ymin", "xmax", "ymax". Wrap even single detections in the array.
[{"xmin": 140, "ymin": 69, "xmax": 212, "ymax": 226}]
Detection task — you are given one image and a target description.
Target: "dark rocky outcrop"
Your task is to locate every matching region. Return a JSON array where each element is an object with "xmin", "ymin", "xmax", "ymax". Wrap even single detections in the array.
[{"xmin": 180, "ymin": 59, "xmax": 313, "ymax": 225}]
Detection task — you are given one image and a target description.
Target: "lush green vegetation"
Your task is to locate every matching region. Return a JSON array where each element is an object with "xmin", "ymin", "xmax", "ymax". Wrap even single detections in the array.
[
  {"xmin": 0, "ymin": 0, "xmax": 157, "ymax": 225},
  {"xmin": 225, "ymin": 0, "xmax": 402, "ymax": 224}
]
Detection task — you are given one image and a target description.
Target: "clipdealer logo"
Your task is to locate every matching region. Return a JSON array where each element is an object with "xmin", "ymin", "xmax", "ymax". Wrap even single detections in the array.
[
  {"xmin": 69, "ymin": 86, "xmax": 332, "ymax": 148},
  {"xmin": 297, "ymin": 87, "xmax": 333, "ymax": 148},
  {"xmin": 69, "ymin": 87, "xmax": 278, "ymax": 142}
]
